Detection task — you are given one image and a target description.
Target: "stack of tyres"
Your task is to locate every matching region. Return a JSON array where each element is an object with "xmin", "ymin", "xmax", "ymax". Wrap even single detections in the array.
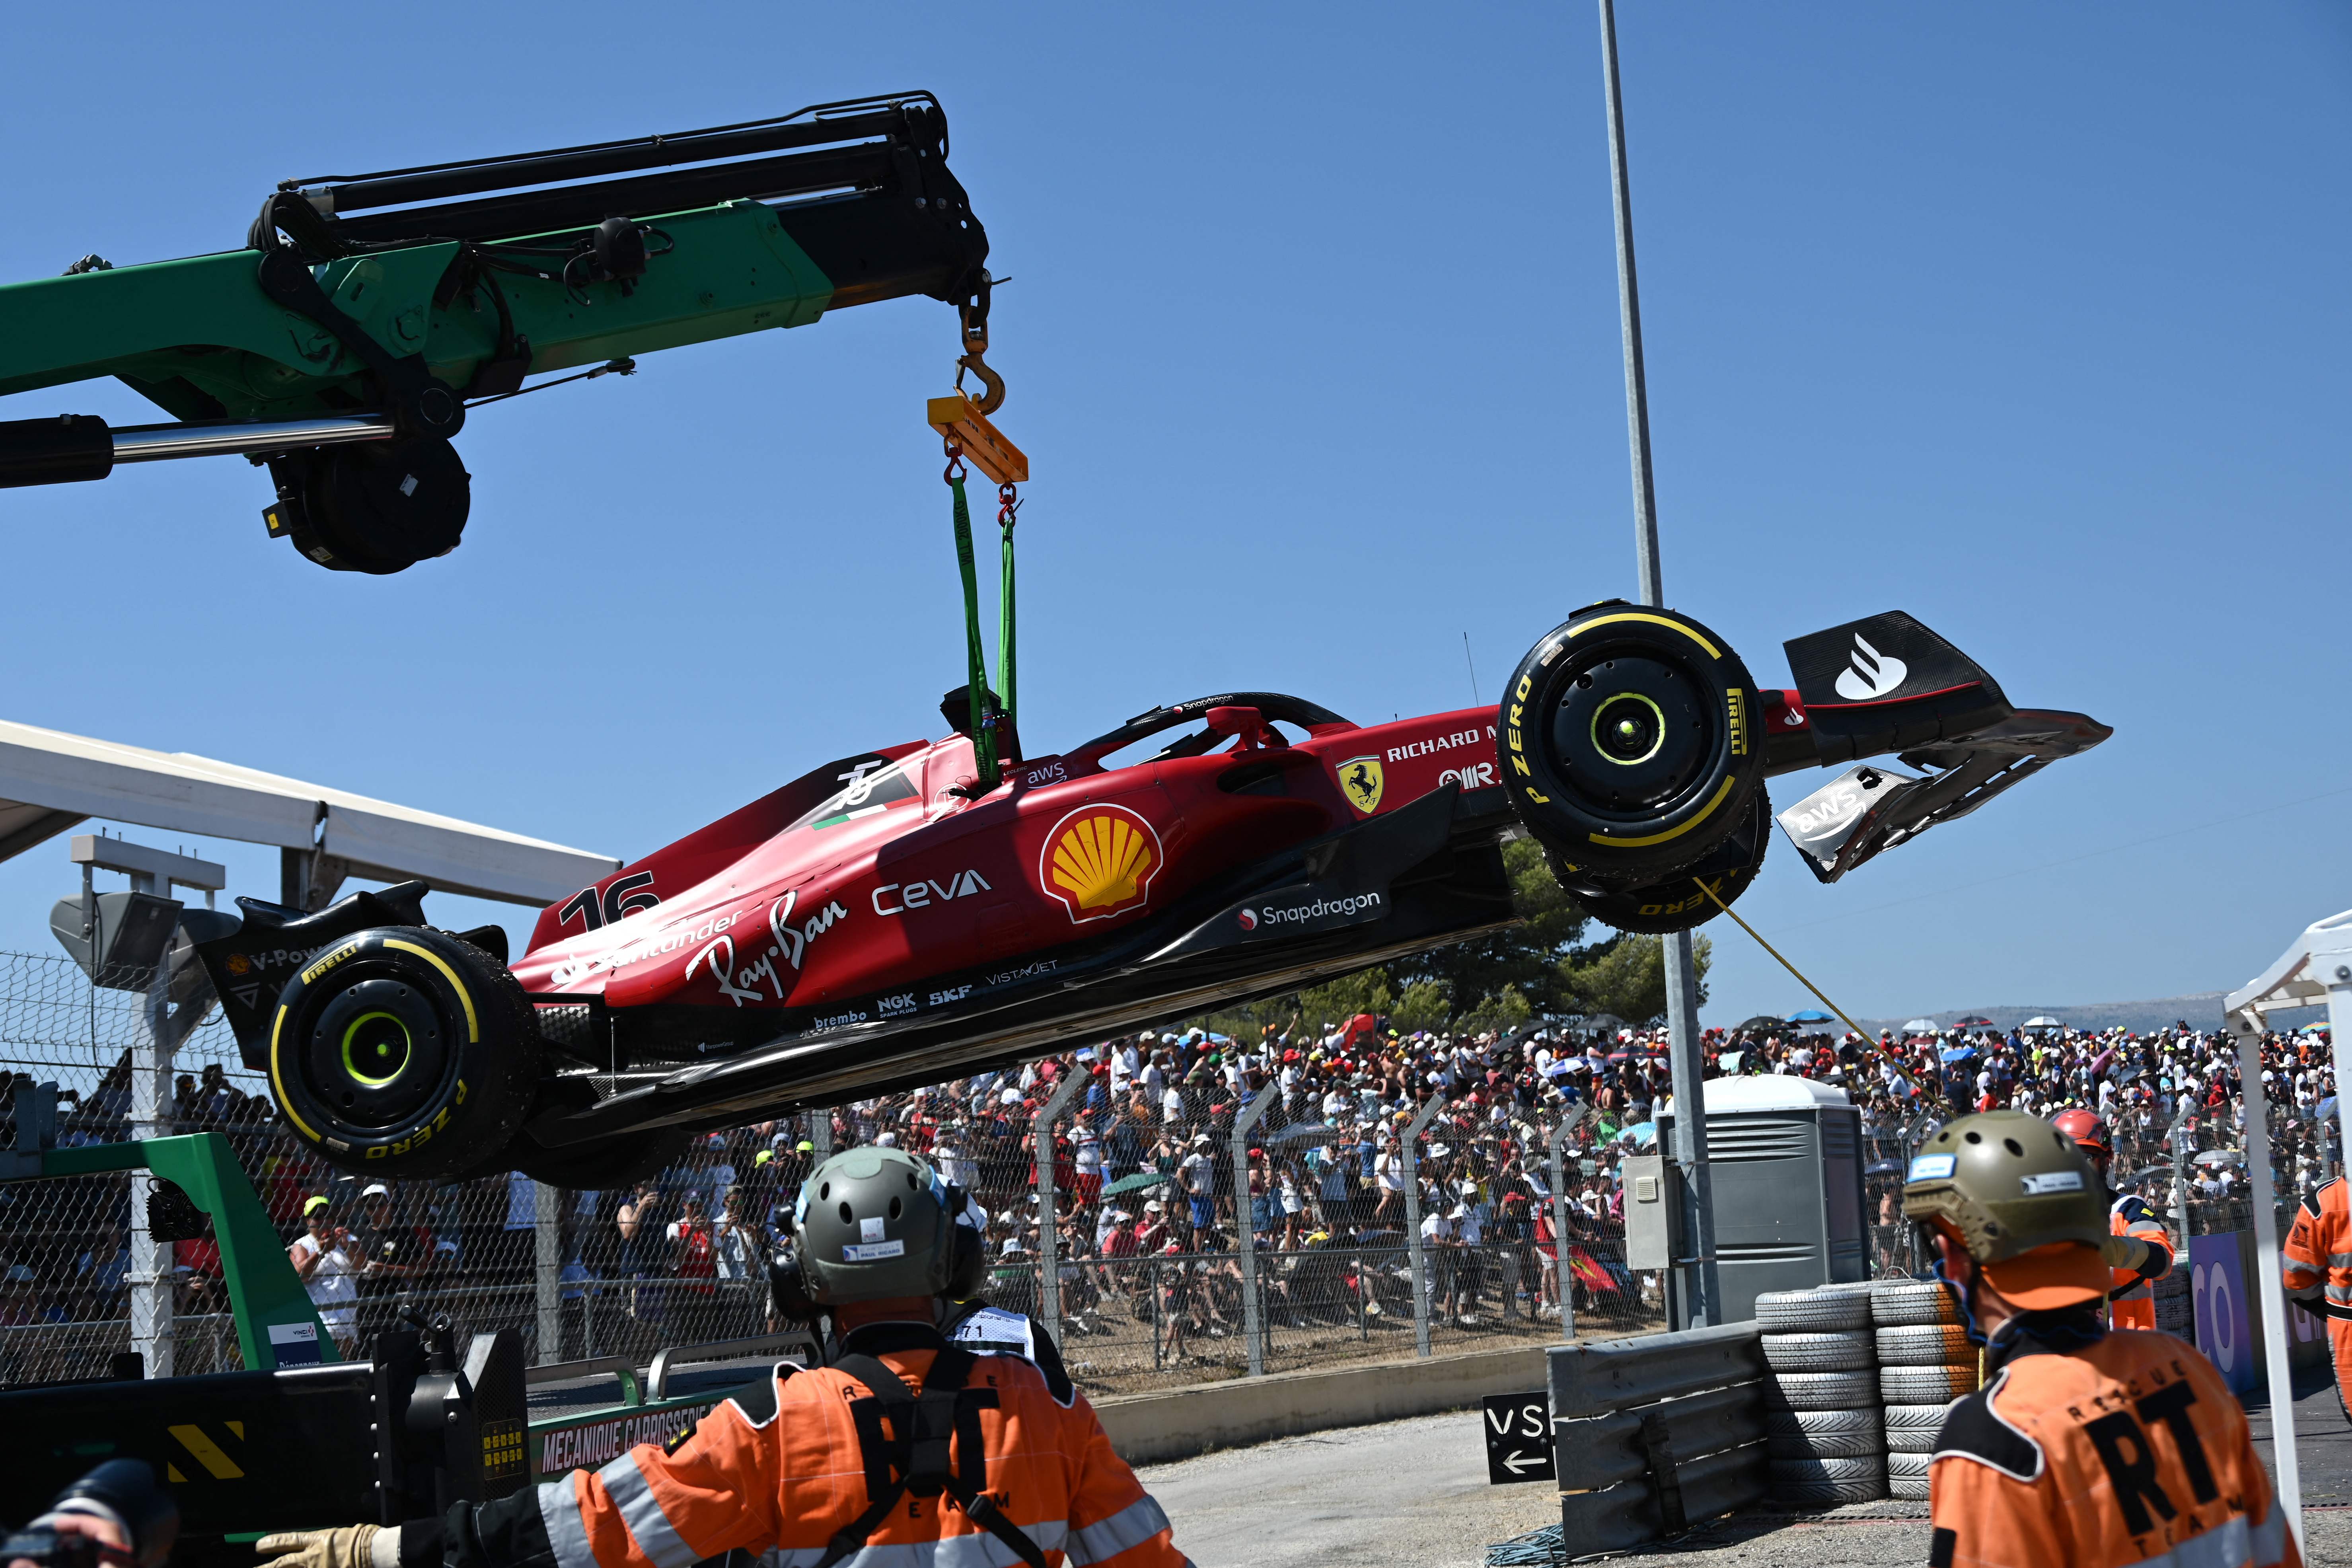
[
  {"xmin": 1873, "ymin": 1280, "xmax": 1977, "ymax": 1500},
  {"xmin": 1757, "ymin": 1283, "xmax": 1887, "ymax": 1504}
]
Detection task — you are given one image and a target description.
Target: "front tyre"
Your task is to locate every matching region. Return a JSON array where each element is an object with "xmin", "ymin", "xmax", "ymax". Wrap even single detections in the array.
[
  {"xmin": 268, "ymin": 926, "xmax": 540, "ymax": 1179},
  {"xmin": 1562, "ymin": 785, "xmax": 1771, "ymax": 935},
  {"xmin": 1497, "ymin": 602, "xmax": 1764, "ymax": 882}
]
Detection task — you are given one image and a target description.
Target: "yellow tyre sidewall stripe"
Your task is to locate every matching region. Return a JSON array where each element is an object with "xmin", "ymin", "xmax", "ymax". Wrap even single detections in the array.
[
  {"xmin": 382, "ymin": 938, "xmax": 479, "ymax": 1043},
  {"xmin": 1566, "ymin": 611, "xmax": 1722, "ymax": 661},
  {"xmin": 273, "ymin": 934, "xmax": 479, "ymax": 1153}
]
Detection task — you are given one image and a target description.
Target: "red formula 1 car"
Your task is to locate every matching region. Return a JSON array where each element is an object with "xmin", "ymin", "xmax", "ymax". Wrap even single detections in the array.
[{"xmin": 196, "ymin": 604, "xmax": 2108, "ymax": 1182}]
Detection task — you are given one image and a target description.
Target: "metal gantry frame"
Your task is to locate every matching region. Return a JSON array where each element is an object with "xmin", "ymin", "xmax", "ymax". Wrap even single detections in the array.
[{"xmin": 2220, "ymin": 906, "xmax": 2352, "ymax": 1558}]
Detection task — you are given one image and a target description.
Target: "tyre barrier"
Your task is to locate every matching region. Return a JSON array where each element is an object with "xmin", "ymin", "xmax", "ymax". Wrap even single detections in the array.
[
  {"xmin": 1871, "ymin": 1276, "xmax": 1979, "ymax": 1502},
  {"xmin": 1549, "ymin": 1321, "xmax": 1770, "ymax": 1553},
  {"xmin": 1756, "ymin": 1286, "xmax": 1889, "ymax": 1504},
  {"xmin": 1883, "ymin": 1401, "xmax": 1959, "ymax": 1453}
]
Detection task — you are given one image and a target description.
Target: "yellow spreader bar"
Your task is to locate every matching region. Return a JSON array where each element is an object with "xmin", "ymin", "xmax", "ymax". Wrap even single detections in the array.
[{"xmin": 928, "ymin": 394, "xmax": 1028, "ymax": 485}]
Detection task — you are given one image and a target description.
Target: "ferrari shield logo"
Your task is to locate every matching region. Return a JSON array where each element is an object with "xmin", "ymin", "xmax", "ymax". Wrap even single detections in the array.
[
  {"xmin": 1338, "ymin": 756, "xmax": 1384, "ymax": 815},
  {"xmin": 1041, "ymin": 804, "xmax": 1163, "ymax": 924}
]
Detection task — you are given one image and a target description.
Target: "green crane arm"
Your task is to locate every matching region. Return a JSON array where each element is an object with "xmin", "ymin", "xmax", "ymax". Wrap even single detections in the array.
[{"xmin": 0, "ymin": 92, "xmax": 991, "ymax": 573}]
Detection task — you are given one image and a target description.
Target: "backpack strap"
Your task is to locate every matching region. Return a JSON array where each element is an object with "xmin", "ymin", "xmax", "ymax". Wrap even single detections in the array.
[{"xmin": 815, "ymin": 1346, "xmax": 1049, "ymax": 1568}]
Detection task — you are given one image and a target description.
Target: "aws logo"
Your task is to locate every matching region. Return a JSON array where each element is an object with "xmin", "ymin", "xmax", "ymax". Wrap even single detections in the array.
[{"xmin": 1041, "ymin": 804, "xmax": 1162, "ymax": 924}]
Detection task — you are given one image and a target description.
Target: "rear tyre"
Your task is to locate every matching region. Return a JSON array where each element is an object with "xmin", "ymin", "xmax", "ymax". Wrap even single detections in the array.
[
  {"xmin": 268, "ymin": 926, "xmax": 539, "ymax": 1179},
  {"xmin": 1496, "ymin": 603, "xmax": 1764, "ymax": 884},
  {"xmin": 1564, "ymin": 786, "xmax": 1771, "ymax": 935}
]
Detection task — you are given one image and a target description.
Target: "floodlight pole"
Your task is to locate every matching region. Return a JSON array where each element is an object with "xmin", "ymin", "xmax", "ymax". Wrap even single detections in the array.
[{"xmin": 1598, "ymin": 0, "xmax": 1719, "ymax": 1326}]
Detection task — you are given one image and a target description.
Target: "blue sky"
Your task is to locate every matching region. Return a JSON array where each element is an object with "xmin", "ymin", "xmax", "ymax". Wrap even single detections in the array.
[{"xmin": 2, "ymin": 4, "xmax": 2346, "ymax": 1023}]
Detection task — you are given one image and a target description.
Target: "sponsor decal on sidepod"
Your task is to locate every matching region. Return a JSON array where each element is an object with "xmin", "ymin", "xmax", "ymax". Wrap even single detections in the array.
[{"xmin": 1239, "ymin": 889, "xmax": 1384, "ymax": 933}]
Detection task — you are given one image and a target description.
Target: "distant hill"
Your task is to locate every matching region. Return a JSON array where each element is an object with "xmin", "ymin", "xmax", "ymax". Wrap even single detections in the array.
[{"xmin": 1846, "ymin": 993, "xmax": 2329, "ymax": 1036}]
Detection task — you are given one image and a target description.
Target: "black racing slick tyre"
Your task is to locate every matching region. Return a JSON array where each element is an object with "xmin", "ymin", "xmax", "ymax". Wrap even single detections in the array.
[
  {"xmin": 267, "ymin": 926, "xmax": 540, "ymax": 1179},
  {"xmin": 1496, "ymin": 602, "xmax": 1765, "ymax": 884},
  {"xmin": 1566, "ymin": 786, "xmax": 1771, "ymax": 935}
]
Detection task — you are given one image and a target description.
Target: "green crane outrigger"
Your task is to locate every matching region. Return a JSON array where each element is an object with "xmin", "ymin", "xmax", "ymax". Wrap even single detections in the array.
[{"xmin": 0, "ymin": 92, "xmax": 993, "ymax": 573}]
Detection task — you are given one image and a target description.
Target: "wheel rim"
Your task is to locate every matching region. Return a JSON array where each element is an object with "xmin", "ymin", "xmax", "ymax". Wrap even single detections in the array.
[
  {"xmin": 1547, "ymin": 651, "xmax": 1714, "ymax": 814},
  {"xmin": 340, "ymin": 1010, "xmax": 413, "ymax": 1087},
  {"xmin": 302, "ymin": 973, "xmax": 450, "ymax": 1130}
]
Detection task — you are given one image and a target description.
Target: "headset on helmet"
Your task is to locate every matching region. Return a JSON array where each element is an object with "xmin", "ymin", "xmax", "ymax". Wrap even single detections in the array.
[
  {"xmin": 1902, "ymin": 1109, "xmax": 2114, "ymax": 1331},
  {"xmin": 768, "ymin": 1145, "xmax": 990, "ymax": 1315}
]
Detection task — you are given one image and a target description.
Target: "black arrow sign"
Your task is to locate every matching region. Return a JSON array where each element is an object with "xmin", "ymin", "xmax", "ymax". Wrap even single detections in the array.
[{"xmin": 1481, "ymin": 1390, "xmax": 1555, "ymax": 1485}]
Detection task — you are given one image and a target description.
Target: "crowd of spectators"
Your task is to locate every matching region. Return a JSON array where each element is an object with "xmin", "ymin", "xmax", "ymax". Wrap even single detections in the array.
[{"xmin": 0, "ymin": 1007, "xmax": 2336, "ymax": 1381}]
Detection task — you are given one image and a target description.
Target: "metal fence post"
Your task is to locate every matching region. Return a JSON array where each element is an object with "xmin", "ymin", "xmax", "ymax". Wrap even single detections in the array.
[
  {"xmin": 1548, "ymin": 1105, "xmax": 1590, "ymax": 1336},
  {"xmin": 534, "ymin": 1180, "xmax": 562, "ymax": 1364},
  {"xmin": 1231, "ymin": 1073, "xmax": 1278, "ymax": 1375},
  {"xmin": 2166, "ymin": 1102, "xmax": 2197, "ymax": 1248},
  {"xmin": 810, "ymin": 1108, "xmax": 832, "ymax": 1159},
  {"xmin": 1032, "ymin": 1065, "xmax": 1086, "ymax": 1348},
  {"xmin": 127, "ymin": 964, "xmax": 175, "ymax": 1375},
  {"xmin": 1400, "ymin": 1090, "xmax": 1445, "ymax": 1358}
]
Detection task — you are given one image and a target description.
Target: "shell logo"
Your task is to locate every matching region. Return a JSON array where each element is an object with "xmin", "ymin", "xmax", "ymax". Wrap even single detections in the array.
[{"xmin": 1040, "ymin": 804, "xmax": 1163, "ymax": 924}]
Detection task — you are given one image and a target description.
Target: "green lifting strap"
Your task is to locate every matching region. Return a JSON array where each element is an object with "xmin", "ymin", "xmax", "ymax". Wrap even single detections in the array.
[
  {"xmin": 998, "ymin": 494, "xmax": 1017, "ymax": 728},
  {"xmin": 948, "ymin": 475, "xmax": 1000, "ymax": 790}
]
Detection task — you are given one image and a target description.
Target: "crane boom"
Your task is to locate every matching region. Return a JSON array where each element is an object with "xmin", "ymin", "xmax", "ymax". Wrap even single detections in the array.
[{"xmin": 0, "ymin": 92, "xmax": 991, "ymax": 572}]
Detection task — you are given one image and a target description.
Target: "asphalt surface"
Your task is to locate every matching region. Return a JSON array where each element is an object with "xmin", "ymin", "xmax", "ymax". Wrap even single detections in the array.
[{"xmin": 1139, "ymin": 1379, "xmax": 2352, "ymax": 1568}]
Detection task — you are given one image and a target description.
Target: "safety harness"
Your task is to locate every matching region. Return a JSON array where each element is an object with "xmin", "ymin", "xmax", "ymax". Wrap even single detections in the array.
[{"xmin": 814, "ymin": 1325, "xmax": 1049, "ymax": 1568}]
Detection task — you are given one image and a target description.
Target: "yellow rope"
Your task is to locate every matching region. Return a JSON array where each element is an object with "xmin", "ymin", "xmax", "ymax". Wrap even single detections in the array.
[
  {"xmin": 1693, "ymin": 877, "xmax": 1875, "ymax": 1046},
  {"xmin": 1693, "ymin": 870, "xmax": 1928, "ymax": 1105}
]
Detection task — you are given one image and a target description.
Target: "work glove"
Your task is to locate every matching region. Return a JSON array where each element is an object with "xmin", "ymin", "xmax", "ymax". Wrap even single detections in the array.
[{"xmin": 254, "ymin": 1525, "xmax": 383, "ymax": 1568}]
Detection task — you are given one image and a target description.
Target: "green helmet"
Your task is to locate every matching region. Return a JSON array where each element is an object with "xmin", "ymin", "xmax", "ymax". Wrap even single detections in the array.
[
  {"xmin": 793, "ymin": 1145, "xmax": 956, "ymax": 1305},
  {"xmin": 1900, "ymin": 1108, "xmax": 2109, "ymax": 1269}
]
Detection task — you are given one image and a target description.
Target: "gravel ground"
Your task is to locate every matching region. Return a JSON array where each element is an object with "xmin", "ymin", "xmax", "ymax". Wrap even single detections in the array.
[{"xmin": 1137, "ymin": 1388, "xmax": 2352, "ymax": 1568}]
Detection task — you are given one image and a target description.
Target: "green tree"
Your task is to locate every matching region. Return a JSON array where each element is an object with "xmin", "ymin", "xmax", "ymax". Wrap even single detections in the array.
[
  {"xmin": 1391, "ymin": 837, "xmax": 1592, "ymax": 1015},
  {"xmin": 1557, "ymin": 932, "xmax": 1712, "ymax": 1026}
]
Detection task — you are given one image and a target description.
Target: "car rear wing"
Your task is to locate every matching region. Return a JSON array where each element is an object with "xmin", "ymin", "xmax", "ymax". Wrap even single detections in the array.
[
  {"xmin": 1762, "ymin": 611, "xmax": 2110, "ymax": 881},
  {"xmin": 1773, "ymin": 707, "xmax": 2113, "ymax": 883}
]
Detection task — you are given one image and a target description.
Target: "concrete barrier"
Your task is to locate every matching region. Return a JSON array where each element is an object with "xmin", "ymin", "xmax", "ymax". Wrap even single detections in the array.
[{"xmin": 1092, "ymin": 1342, "xmax": 1556, "ymax": 1465}]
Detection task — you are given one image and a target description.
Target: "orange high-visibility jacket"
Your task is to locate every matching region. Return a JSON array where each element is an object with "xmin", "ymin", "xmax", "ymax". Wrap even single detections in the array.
[
  {"xmin": 1928, "ymin": 1325, "xmax": 2297, "ymax": 1568},
  {"xmin": 415, "ymin": 1332, "xmax": 1187, "ymax": 1568},
  {"xmin": 2106, "ymin": 1193, "xmax": 2175, "ymax": 1332},
  {"xmin": 2282, "ymin": 1175, "xmax": 2349, "ymax": 1323}
]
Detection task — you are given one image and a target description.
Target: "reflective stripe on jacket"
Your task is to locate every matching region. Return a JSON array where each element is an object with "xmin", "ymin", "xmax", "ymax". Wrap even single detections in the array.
[
  {"xmin": 2107, "ymin": 1193, "xmax": 2174, "ymax": 1330},
  {"xmin": 2282, "ymin": 1176, "xmax": 2351, "ymax": 1321},
  {"xmin": 417, "ymin": 1338, "xmax": 1187, "ymax": 1568},
  {"xmin": 1928, "ymin": 1325, "xmax": 2299, "ymax": 1568}
]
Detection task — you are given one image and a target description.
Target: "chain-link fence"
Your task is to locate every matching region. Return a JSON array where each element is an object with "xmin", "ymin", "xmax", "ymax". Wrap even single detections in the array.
[
  {"xmin": 23, "ymin": 946, "xmax": 2327, "ymax": 1400},
  {"xmin": 0, "ymin": 949, "xmax": 1674, "ymax": 1397}
]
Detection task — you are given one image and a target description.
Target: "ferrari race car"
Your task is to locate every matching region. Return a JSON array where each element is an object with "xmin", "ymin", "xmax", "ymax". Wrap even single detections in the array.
[{"xmin": 196, "ymin": 603, "xmax": 2108, "ymax": 1183}]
